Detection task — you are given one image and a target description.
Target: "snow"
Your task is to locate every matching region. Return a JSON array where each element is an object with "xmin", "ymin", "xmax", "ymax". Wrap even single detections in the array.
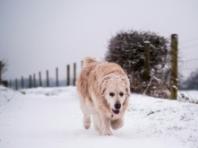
[
  {"xmin": 178, "ymin": 90, "xmax": 198, "ymax": 104},
  {"xmin": 0, "ymin": 86, "xmax": 198, "ymax": 148}
]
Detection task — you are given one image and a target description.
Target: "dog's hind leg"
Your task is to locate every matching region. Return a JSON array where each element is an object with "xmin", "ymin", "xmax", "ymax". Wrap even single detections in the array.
[
  {"xmin": 80, "ymin": 99, "xmax": 91, "ymax": 129},
  {"xmin": 83, "ymin": 114, "xmax": 91, "ymax": 129}
]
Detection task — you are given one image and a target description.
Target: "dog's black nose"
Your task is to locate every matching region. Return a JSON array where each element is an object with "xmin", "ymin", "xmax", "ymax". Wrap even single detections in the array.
[{"xmin": 114, "ymin": 102, "xmax": 121, "ymax": 109}]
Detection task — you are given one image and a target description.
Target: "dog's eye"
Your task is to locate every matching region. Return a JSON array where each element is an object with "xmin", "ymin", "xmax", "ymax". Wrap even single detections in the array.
[
  {"xmin": 119, "ymin": 92, "xmax": 124, "ymax": 97},
  {"xmin": 109, "ymin": 92, "xmax": 115, "ymax": 97}
]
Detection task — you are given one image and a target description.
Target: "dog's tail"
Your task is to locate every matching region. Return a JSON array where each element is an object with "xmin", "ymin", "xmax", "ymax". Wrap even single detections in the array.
[{"xmin": 82, "ymin": 57, "xmax": 97, "ymax": 68}]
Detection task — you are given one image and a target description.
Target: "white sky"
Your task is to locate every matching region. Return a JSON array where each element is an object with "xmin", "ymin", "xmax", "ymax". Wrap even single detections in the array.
[{"xmin": 0, "ymin": 0, "xmax": 198, "ymax": 80}]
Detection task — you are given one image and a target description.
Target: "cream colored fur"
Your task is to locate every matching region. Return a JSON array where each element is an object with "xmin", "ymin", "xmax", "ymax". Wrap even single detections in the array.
[{"xmin": 76, "ymin": 57, "xmax": 130, "ymax": 136}]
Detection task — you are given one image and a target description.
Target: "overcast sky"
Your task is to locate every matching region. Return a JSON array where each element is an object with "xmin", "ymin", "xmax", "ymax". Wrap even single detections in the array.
[{"xmin": 1, "ymin": 0, "xmax": 198, "ymax": 80}]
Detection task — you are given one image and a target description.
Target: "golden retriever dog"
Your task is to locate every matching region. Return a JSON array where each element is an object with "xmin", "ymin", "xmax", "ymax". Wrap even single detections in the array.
[{"xmin": 76, "ymin": 57, "xmax": 130, "ymax": 135}]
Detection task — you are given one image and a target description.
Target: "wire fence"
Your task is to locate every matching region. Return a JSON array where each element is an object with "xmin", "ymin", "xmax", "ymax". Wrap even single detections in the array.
[
  {"xmin": 5, "ymin": 36, "xmax": 198, "ymax": 93},
  {"xmin": 7, "ymin": 62, "xmax": 82, "ymax": 90}
]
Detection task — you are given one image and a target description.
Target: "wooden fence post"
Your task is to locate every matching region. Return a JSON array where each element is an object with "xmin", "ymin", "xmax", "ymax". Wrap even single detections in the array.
[
  {"xmin": 29, "ymin": 75, "xmax": 32, "ymax": 88},
  {"xmin": 21, "ymin": 76, "xmax": 24, "ymax": 89},
  {"xmin": 170, "ymin": 34, "xmax": 178, "ymax": 100},
  {"xmin": 15, "ymin": 78, "xmax": 18, "ymax": 90},
  {"xmin": 66, "ymin": 65, "xmax": 70, "ymax": 86},
  {"xmin": 56, "ymin": 67, "xmax": 59, "ymax": 87},
  {"xmin": 73, "ymin": 63, "xmax": 76, "ymax": 85},
  {"xmin": 39, "ymin": 72, "xmax": 42, "ymax": 87},
  {"xmin": 46, "ymin": 70, "xmax": 50, "ymax": 87},
  {"xmin": 9, "ymin": 80, "xmax": 12, "ymax": 88},
  {"xmin": 33, "ymin": 73, "xmax": 36, "ymax": 88},
  {"xmin": 143, "ymin": 41, "xmax": 151, "ymax": 81}
]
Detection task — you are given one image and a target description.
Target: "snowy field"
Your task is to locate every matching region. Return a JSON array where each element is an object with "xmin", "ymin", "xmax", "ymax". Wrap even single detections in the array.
[{"xmin": 0, "ymin": 86, "xmax": 198, "ymax": 148}]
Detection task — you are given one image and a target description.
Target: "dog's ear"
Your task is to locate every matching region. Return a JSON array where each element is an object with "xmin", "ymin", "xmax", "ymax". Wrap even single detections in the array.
[
  {"xmin": 126, "ymin": 87, "xmax": 131, "ymax": 97},
  {"xmin": 102, "ymin": 88, "xmax": 106, "ymax": 96},
  {"xmin": 121, "ymin": 76, "xmax": 131, "ymax": 97},
  {"xmin": 98, "ymin": 76, "xmax": 109, "ymax": 96}
]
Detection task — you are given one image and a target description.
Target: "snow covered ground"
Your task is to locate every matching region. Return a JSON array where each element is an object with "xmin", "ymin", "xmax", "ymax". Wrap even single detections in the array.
[
  {"xmin": 0, "ymin": 86, "xmax": 198, "ymax": 148},
  {"xmin": 179, "ymin": 90, "xmax": 198, "ymax": 104}
]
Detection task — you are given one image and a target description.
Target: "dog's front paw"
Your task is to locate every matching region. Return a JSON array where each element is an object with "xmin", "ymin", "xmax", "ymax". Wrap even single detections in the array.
[
  {"xmin": 111, "ymin": 119, "xmax": 123, "ymax": 130},
  {"xmin": 102, "ymin": 130, "xmax": 113, "ymax": 136}
]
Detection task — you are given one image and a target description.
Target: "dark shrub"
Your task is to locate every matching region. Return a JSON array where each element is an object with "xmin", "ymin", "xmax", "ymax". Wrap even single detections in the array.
[{"xmin": 105, "ymin": 30, "xmax": 171, "ymax": 98}]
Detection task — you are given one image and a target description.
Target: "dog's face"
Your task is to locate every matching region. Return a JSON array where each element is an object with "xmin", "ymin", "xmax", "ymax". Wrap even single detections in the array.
[{"xmin": 101, "ymin": 76, "xmax": 130, "ymax": 115}]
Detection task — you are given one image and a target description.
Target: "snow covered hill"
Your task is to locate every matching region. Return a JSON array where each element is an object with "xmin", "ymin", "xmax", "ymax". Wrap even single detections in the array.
[{"xmin": 0, "ymin": 86, "xmax": 198, "ymax": 148}]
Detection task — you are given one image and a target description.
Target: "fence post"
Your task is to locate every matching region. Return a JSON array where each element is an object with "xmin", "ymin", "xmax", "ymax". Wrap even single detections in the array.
[
  {"xmin": 66, "ymin": 65, "xmax": 70, "ymax": 86},
  {"xmin": 39, "ymin": 72, "xmax": 42, "ymax": 87},
  {"xmin": 46, "ymin": 70, "xmax": 50, "ymax": 87},
  {"xmin": 21, "ymin": 76, "xmax": 24, "ymax": 89},
  {"xmin": 9, "ymin": 80, "xmax": 12, "ymax": 88},
  {"xmin": 73, "ymin": 63, "xmax": 76, "ymax": 85},
  {"xmin": 56, "ymin": 67, "xmax": 59, "ymax": 87},
  {"xmin": 15, "ymin": 78, "xmax": 18, "ymax": 90},
  {"xmin": 170, "ymin": 34, "xmax": 178, "ymax": 100},
  {"xmin": 29, "ymin": 75, "xmax": 32, "ymax": 88},
  {"xmin": 33, "ymin": 73, "xmax": 36, "ymax": 88},
  {"xmin": 143, "ymin": 41, "xmax": 151, "ymax": 81}
]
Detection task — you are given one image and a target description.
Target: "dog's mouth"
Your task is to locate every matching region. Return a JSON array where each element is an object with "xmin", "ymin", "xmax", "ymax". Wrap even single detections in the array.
[{"xmin": 112, "ymin": 109, "xmax": 120, "ymax": 114}]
